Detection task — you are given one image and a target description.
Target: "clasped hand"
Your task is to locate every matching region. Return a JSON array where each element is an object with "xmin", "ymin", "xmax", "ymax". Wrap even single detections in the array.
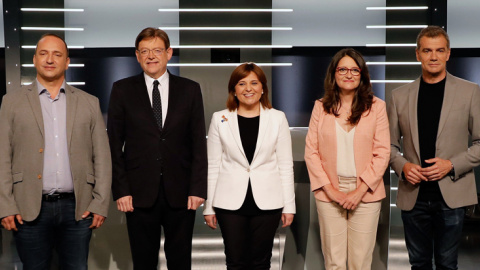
[{"xmin": 402, "ymin": 158, "xmax": 452, "ymax": 185}]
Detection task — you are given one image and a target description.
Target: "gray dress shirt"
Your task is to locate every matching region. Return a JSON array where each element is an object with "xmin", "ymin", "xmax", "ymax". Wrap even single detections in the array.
[{"xmin": 37, "ymin": 80, "xmax": 74, "ymax": 194}]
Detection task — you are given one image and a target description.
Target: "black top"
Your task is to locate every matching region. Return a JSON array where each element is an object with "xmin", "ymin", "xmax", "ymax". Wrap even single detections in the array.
[{"xmin": 417, "ymin": 77, "xmax": 446, "ymax": 201}]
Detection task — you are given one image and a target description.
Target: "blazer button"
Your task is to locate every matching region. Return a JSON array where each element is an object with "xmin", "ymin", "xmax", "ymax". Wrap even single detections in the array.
[
  {"xmin": 247, "ymin": 168, "xmax": 250, "ymax": 172},
  {"xmin": 37, "ymin": 174, "xmax": 42, "ymax": 179},
  {"xmin": 39, "ymin": 148, "xmax": 44, "ymax": 153}
]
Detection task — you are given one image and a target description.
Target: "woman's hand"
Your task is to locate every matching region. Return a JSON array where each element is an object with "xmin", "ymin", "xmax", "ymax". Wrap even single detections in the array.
[
  {"xmin": 322, "ymin": 184, "xmax": 347, "ymax": 204},
  {"xmin": 281, "ymin": 213, "xmax": 294, "ymax": 228},
  {"xmin": 204, "ymin": 215, "xmax": 217, "ymax": 229},
  {"xmin": 342, "ymin": 182, "xmax": 369, "ymax": 210}
]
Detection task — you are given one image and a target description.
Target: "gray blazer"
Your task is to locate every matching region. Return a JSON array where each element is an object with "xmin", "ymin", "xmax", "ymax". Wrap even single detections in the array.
[
  {"xmin": 0, "ymin": 82, "xmax": 112, "ymax": 221},
  {"xmin": 389, "ymin": 72, "xmax": 480, "ymax": 210}
]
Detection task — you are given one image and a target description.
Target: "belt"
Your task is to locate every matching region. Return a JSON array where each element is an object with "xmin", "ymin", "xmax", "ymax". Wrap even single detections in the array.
[{"xmin": 42, "ymin": 193, "xmax": 75, "ymax": 202}]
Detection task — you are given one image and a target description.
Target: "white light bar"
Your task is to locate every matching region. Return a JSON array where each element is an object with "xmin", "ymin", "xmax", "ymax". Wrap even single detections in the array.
[
  {"xmin": 390, "ymin": 204, "xmax": 396, "ymax": 207},
  {"xmin": 22, "ymin": 45, "xmax": 85, "ymax": 49},
  {"xmin": 371, "ymin": 80, "xmax": 414, "ymax": 83},
  {"xmin": 170, "ymin": 45, "xmax": 292, "ymax": 49},
  {"xmin": 23, "ymin": 81, "xmax": 85, "ymax": 86},
  {"xmin": 366, "ymin": 62, "xmax": 420, "ymax": 65},
  {"xmin": 159, "ymin": 8, "xmax": 292, "ymax": 12},
  {"xmin": 22, "ymin": 64, "xmax": 84, "ymax": 67},
  {"xmin": 160, "ymin": 27, "xmax": 292, "ymax": 31},
  {"xmin": 366, "ymin": 43, "xmax": 416, "ymax": 47},
  {"xmin": 391, "ymin": 187, "xmax": 398, "ymax": 191},
  {"xmin": 22, "ymin": 27, "xmax": 84, "ymax": 31},
  {"xmin": 167, "ymin": 63, "xmax": 292, "ymax": 67},
  {"xmin": 367, "ymin": 25, "xmax": 427, "ymax": 29},
  {"xmin": 366, "ymin": 7, "xmax": 428, "ymax": 10},
  {"xmin": 21, "ymin": 8, "xmax": 84, "ymax": 12}
]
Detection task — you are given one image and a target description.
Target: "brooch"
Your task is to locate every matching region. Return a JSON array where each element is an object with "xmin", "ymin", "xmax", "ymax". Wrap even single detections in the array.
[{"xmin": 221, "ymin": 115, "xmax": 228, "ymax": 123}]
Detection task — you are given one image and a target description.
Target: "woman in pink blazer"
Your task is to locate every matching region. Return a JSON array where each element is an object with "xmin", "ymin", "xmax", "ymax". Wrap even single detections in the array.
[{"xmin": 305, "ymin": 49, "xmax": 390, "ymax": 270}]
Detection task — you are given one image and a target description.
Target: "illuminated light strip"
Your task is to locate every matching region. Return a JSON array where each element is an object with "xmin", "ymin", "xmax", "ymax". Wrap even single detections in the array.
[
  {"xmin": 366, "ymin": 62, "xmax": 420, "ymax": 65},
  {"xmin": 371, "ymin": 80, "xmax": 414, "ymax": 83},
  {"xmin": 366, "ymin": 6, "xmax": 428, "ymax": 10},
  {"xmin": 170, "ymin": 45, "xmax": 292, "ymax": 49},
  {"xmin": 390, "ymin": 204, "xmax": 397, "ymax": 207},
  {"xmin": 167, "ymin": 63, "xmax": 292, "ymax": 67},
  {"xmin": 22, "ymin": 27, "xmax": 84, "ymax": 31},
  {"xmin": 22, "ymin": 64, "xmax": 84, "ymax": 67},
  {"xmin": 23, "ymin": 82, "xmax": 85, "ymax": 86},
  {"xmin": 22, "ymin": 45, "xmax": 85, "ymax": 49},
  {"xmin": 366, "ymin": 43, "xmax": 416, "ymax": 47},
  {"xmin": 158, "ymin": 8, "xmax": 293, "ymax": 12},
  {"xmin": 160, "ymin": 27, "xmax": 292, "ymax": 31},
  {"xmin": 366, "ymin": 25, "xmax": 427, "ymax": 29},
  {"xmin": 391, "ymin": 187, "xmax": 398, "ymax": 191},
  {"xmin": 21, "ymin": 8, "xmax": 84, "ymax": 12}
]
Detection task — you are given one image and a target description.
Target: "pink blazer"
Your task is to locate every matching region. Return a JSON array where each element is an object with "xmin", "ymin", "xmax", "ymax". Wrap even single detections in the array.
[{"xmin": 305, "ymin": 97, "xmax": 390, "ymax": 203}]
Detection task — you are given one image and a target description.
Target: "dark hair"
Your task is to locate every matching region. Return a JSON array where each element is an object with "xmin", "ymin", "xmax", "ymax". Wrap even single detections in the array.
[
  {"xmin": 226, "ymin": 63, "xmax": 272, "ymax": 111},
  {"xmin": 35, "ymin": 33, "xmax": 69, "ymax": 57},
  {"xmin": 135, "ymin": 27, "xmax": 170, "ymax": 50},
  {"xmin": 322, "ymin": 48, "xmax": 373, "ymax": 125},
  {"xmin": 416, "ymin": 26, "xmax": 450, "ymax": 50}
]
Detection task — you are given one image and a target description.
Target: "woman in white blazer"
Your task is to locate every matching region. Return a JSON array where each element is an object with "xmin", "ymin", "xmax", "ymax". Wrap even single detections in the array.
[{"xmin": 204, "ymin": 63, "xmax": 295, "ymax": 270}]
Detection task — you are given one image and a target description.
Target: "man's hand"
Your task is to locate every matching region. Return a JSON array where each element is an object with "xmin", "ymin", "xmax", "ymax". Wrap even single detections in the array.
[
  {"xmin": 281, "ymin": 213, "xmax": 294, "ymax": 228},
  {"xmin": 402, "ymin": 162, "xmax": 428, "ymax": 185},
  {"xmin": 321, "ymin": 184, "xmax": 347, "ymax": 205},
  {"xmin": 116, "ymin": 195, "xmax": 134, "ymax": 212},
  {"xmin": 82, "ymin": 211, "xmax": 106, "ymax": 229},
  {"xmin": 188, "ymin": 196, "xmax": 205, "ymax": 210},
  {"xmin": 342, "ymin": 182, "xmax": 369, "ymax": 210},
  {"xmin": 1, "ymin": 215, "xmax": 23, "ymax": 231},
  {"xmin": 204, "ymin": 215, "xmax": 217, "ymax": 229},
  {"xmin": 420, "ymin": 158, "xmax": 452, "ymax": 181}
]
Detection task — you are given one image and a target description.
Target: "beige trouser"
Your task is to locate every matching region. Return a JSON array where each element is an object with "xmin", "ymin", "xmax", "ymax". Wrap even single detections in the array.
[{"xmin": 316, "ymin": 177, "xmax": 381, "ymax": 270}]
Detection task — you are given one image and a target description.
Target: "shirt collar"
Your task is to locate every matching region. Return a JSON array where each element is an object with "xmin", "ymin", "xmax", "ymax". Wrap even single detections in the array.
[
  {"xmin": 144, "ymin": 70, "xmax": 169, "ymax": 87},
  {"xmin": 36, "ymin": 79, "xmax": 66, "ymax": 95}
]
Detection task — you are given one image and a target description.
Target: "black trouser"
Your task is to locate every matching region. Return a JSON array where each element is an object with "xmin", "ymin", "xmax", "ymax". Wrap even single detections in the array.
[
  {"xmin": 215, "ymin": 208, "xmax": 282, "ymax": 270},
  {"xmin": 126, "ymin": 182, "xmax": 195, "ymax": 270}
]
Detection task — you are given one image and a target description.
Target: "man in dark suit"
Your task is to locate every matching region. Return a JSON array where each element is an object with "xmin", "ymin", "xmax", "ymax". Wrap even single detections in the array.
[
  {"xmin": 389, "ymin": 26, "xmax": 480, "ymax": 269},
  {"xmin": 107, "ymin": 27, "xmax": 207, "ymax": 270}
]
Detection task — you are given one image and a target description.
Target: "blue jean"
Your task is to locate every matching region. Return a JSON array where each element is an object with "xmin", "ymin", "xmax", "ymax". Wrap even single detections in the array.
[
  {"xmin": 401, "ymin": 200, "xmax": 465, "ymax": 270},
  {"xmin": 14, "ymin": 197, "xmax": 92, "ymax": 270}
]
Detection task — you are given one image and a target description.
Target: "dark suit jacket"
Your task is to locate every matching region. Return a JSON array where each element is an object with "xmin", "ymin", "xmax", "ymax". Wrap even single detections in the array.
[
  {"xmin": 108, "ymin": 72, "xmax": 207, "ymax": 208},
  {"xmin": 389, "ymin": 72, "xmax": 480, "ymax": 210},
  {"xmin": 0, "ymin": 82, "xmax": 112, "ymax": 221}
]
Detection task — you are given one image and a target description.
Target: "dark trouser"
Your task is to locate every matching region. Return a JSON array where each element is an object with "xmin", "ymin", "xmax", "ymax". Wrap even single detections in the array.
[
  {"xmin": 14, "ymin": 197, "xmax": 92, "ymax": 270},
  {"xmin": 401, "ymin": 200, "xmax": 465, "ymax": 270},
  {"xmin": 215, "ymin": 208, "xmax": 282, "ymax": 270},
  {"xmin": 126, "ymin": 182, "xmax": 196, "ymax": 270}
]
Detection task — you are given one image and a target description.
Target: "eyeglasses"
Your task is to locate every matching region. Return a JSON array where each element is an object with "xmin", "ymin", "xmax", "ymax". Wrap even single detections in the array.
[
  {"xmin": 336, "ymin": 67, "xmax": 361, "ymax": 76},
  {"xmin": 137, "ymin": 48, "xmax": 166, "ymax": 56}
]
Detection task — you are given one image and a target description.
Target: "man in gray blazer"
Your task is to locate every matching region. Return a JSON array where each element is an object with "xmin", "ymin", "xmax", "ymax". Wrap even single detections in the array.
[
  {"xmin": 389, "ymin": 26, "xmax": 480, "ymax": 270},
  {"xmin": 0, "ymin": 34, "xmax": 111, "ymax": 269}
]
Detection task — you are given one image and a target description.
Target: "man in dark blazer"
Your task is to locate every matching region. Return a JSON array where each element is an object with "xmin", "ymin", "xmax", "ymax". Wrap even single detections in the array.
[
  {"xmin": 0, "ymin": 34, "xmax": 111, "ymax": 269},
  {"xmin": 107, "ymin": 27, "xmax": 207, "ymax": 270},
  {"xmin": 389, "ymin": 26, "xmax": 480, "ymax": 270}
]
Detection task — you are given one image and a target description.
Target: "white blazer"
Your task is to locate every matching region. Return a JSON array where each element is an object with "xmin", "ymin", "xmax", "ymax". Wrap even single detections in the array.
[{"xmin": 203, "ymin": 106, "xmax": 295, "ymax": 215}]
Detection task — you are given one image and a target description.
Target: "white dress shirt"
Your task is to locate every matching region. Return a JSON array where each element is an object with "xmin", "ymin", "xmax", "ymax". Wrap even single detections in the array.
[{"xmin": 144, "ymin": 71, "xmax": 169, "ymax": 126}]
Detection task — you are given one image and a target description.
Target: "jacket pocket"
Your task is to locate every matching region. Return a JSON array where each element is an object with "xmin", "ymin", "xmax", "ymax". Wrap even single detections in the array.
[
  {"xmin": 12, "ymin": 172, "xmax": 23, "ymax": 184},
  {"xmin": 86, "ymin": 173, "xmax": 95, "ymax": 185}
]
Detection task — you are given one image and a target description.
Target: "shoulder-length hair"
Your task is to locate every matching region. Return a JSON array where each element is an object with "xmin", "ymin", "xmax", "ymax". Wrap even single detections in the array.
[
  {"xmin": 226, "ymin": 63, "xmax": 272, "ymax": 111},
  {"xmin": 322, "ymin": 48, "xmax": 374, "ymax": 125}
]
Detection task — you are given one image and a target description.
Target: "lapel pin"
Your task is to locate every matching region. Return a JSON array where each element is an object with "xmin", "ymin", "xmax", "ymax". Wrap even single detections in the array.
[{"xmin": 221, "ymin": 115, "xmax": 228, "ymax": 123}]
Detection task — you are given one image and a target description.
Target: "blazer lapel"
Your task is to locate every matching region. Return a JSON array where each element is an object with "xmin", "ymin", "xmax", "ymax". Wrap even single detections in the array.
[
  {"xmin": 162, "ymin": 72, "xmax": 177, "ymax": 132},
  {"xmin": 252, "ymin": 106, "xmax": 269, "ymax": 163},
  {"xmin": 408, "ymin": 77, "xmax": 421, "ymax": 160},
  {"xmin": 436, "ymin": 72, "xmax": 456, "ymax": 139},
  {"xmin": 227, "ymin": 110, "xmax": 247, "ymax": 160},
  {"xmin": 65, "ymin": 84, "xmax": 78, "ymax": 150},
  {"xmin": 26, "ymin": 81, "xmax": 45, "ymax": 139},
  {"xmin": 134, "ymin": 73, "xmax": 159, "ymax": 132}
]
